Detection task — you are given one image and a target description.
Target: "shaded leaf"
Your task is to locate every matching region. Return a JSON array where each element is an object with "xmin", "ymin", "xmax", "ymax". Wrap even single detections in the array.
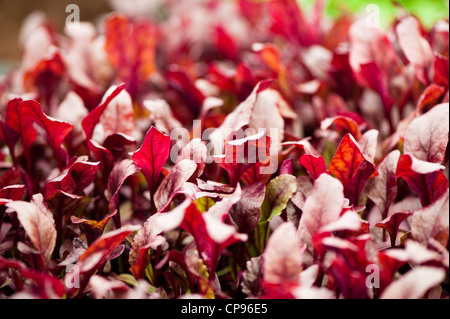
[
  {"xmin": 366, "ymin": 150, "xmax": 400, "ymax": 219},
  {"xmin": 6, "ymin": 201, "xmax": 56, "ymax": 267}
]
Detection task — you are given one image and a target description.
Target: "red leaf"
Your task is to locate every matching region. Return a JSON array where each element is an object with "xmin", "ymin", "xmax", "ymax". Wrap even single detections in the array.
[
  {"xmin": 105, "ymin": 159, "xmax": 140, "ymax": 215},
  {"xmin": 4, "ymin": 98, "xmax": 35, "ymax": 166},
  {"xmin": 376, "ymin": 211, "xmax": 413, "ymax": 247},
  {"xmin": 415, "ymin": 84, "xmax": 446, "ymax": 112},
  {"xmin": 105, "ymin": 14, "xmax": 156, "ymax": 98},
  {"xmin": 99, "ymin": 87, "xmax": 135, "ymax": 138},
  {"xmin": 279, "ymin": 159, "xmax": 293, "ymax": 175},
  {"xmin": 78, "ymin": 224, "xmax": 139, "ymax": 273},
  {"xmin": 403, "ymin": 102, "xmax": 449, "ymax": 165},
  {"xmin": 132, "ymin": 126, "xmax": 171, "ymax": 194},
  {"xmin": 71, "ymin": 211, "xmax": 117, "ymax": 245},
  {"xmin": 0, "ymin": 185, "xmax": 26, "ymax": 200},
  {"xmin": 128, "ymin": 212, "xmax": 166, "ymax": 279},
  {"xmin": 328, "ymin": 256, "xmax": 368, "ymax": 299},
  {"xmin": 297, "ymin": 174, "xmax": 345, "ymax": 266},
  {"xmin": 321, "ymin": 115, "xmax": 362, "ymax": 140},
  {"xmin": 213, "ymin": 131, "xmax": 272, "ymax": 187},
  {"xmin": 433, "ymin": 54, "xmax": 449, "ymax": 88},
  {"xmin": 328, "ymin": 134, "xmax": 377, "ymax": 205},
  {"xmin": 214, "ymin": 25, "xmax": 239, "ymax": 61},
  {"xmin": 268, "ymin": 0, "xmax": 319, "ymax": 46},
  {"xmin": 411, "ymin": 189, "xmax": 449, "ymax": 247},
  {"xmin": 366, "ymin": 150, "xmax": 401, "ymax": 219},
  {"xmin": 6, "ymin": 201, "xmax": 56, "ymax": 268},
  {"xmin": 21, "ymin": 100, "xmax": 73, "ymax": 167},
  {"xmin": 45, "ymin": 159, "xmax": 100, "ymax": 197},
  {"xmin": 396, "ymin": 17, "xmax": 433, "ymax": 85},
  {"xmin": 229, "ymin": 182, "xmax": 265, "ymax": 233},
  {"xmin": 81, "ymin": 84, "xmax": 126, "ymax": 141},
  {"xmin": 166, "ymin": 66, "xmax": 205, "ymax": 114},
  {"xmin": 153, "ymin": 159, "xmax": 198, "ymax": 212},
  {"xmin": 299, "ymin": 154, "xmax": 329, "ymax": 181},
  {"xmin": 20, "ymin": 269, "xmax": 66, "ymax": 299},
  {"xmin": 263, "ymin": 222, "xmax": 303, "ymax": 285},
  {"xmin": 210, "ymin": 80, "xmax": 272, "ymax": 143},
  {"xmin": 156, "ymin": 199, "xmax": 247, "ymax": 274},
  {"xmin": 396, "ymin": 154, "xmax": 447, "ymax": 207},
  {"xmin": 380, "ymin": 266, "xmax": 446, "ymax": 299}
]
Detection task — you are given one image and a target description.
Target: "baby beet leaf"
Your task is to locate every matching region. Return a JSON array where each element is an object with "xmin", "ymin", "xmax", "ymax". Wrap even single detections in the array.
[{"xmin": 328, "ymin": 133, "xmax": 377, "ymax": 206}]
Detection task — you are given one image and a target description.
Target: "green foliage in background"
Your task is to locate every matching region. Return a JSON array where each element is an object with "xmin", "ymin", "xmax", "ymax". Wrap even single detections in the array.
[{"xmin": 303, "ymin": 0, "xmax": 449, "ymax": 28}]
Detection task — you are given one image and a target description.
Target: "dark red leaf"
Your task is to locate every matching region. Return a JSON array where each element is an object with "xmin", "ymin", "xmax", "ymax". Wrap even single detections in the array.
[
  {"xmin": 81, "ymin": 83, "xmax": 126, "ymax": 141},
  {"xmin": 366, "ymin": 150, "xmax": 400, "ymax": 219},
  {"xmin": 156, "ymin": 199, "xmax": 247, "ymax": 274},
  {"xmin": 105, "ymin": 159, "xmax": 140, "ymax": 215},
  {"xmin": 132, "ymin": 126, "xmax": 171, "ymax": 194},
  {"xmin": 71, "ymin": 211, "xmax": 117, "ymax": 245},
  {"xmin": 78, "ymin": 224, "xmax": 139, "ymax": 273},
  {"xmin": 45, "ymin": 159, "xmax": 100, "ymax": 197},
  {"xmin": 433, "ymin": 54, "xmax": 449, "ymax": 88},
  {"xmin": 20, "ymin": 269, "xmax": 66, "ymax": 299},
  {"xmin": 396, "ymin": 154, "xmax": 448, "ymax": 207},
  {"xmin": 0, "ymin": 185, "xmax": 26, "ymax": 200},
  {"xmin": 153, "ymin": 159, "xmax": 198, "ymax": 212},
  {"xmin": 229, "ymin": 182, "xmax": 265, "ymax": 233},
  {"xmin": 376, "ymin": 211, "xmax": 413, "ymax": 247},
  {"xmin": 21, "ymin": 100, "xmax": 73, "ymax": 167}
]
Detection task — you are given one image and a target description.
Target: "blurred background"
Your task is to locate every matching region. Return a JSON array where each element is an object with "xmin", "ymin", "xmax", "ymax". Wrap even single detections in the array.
[{"xmin": 0, "ymin": 0, "xmax": 448, "ymax": 73}]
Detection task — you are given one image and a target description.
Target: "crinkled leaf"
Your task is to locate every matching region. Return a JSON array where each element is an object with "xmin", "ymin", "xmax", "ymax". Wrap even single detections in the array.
[
  {"xmin": 403, "ymin": 102, "xmax": 449, "ymax": 165},
  {"xmin": 45, "ymin": 159, "xmax": 99, "ymax": 197}
]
